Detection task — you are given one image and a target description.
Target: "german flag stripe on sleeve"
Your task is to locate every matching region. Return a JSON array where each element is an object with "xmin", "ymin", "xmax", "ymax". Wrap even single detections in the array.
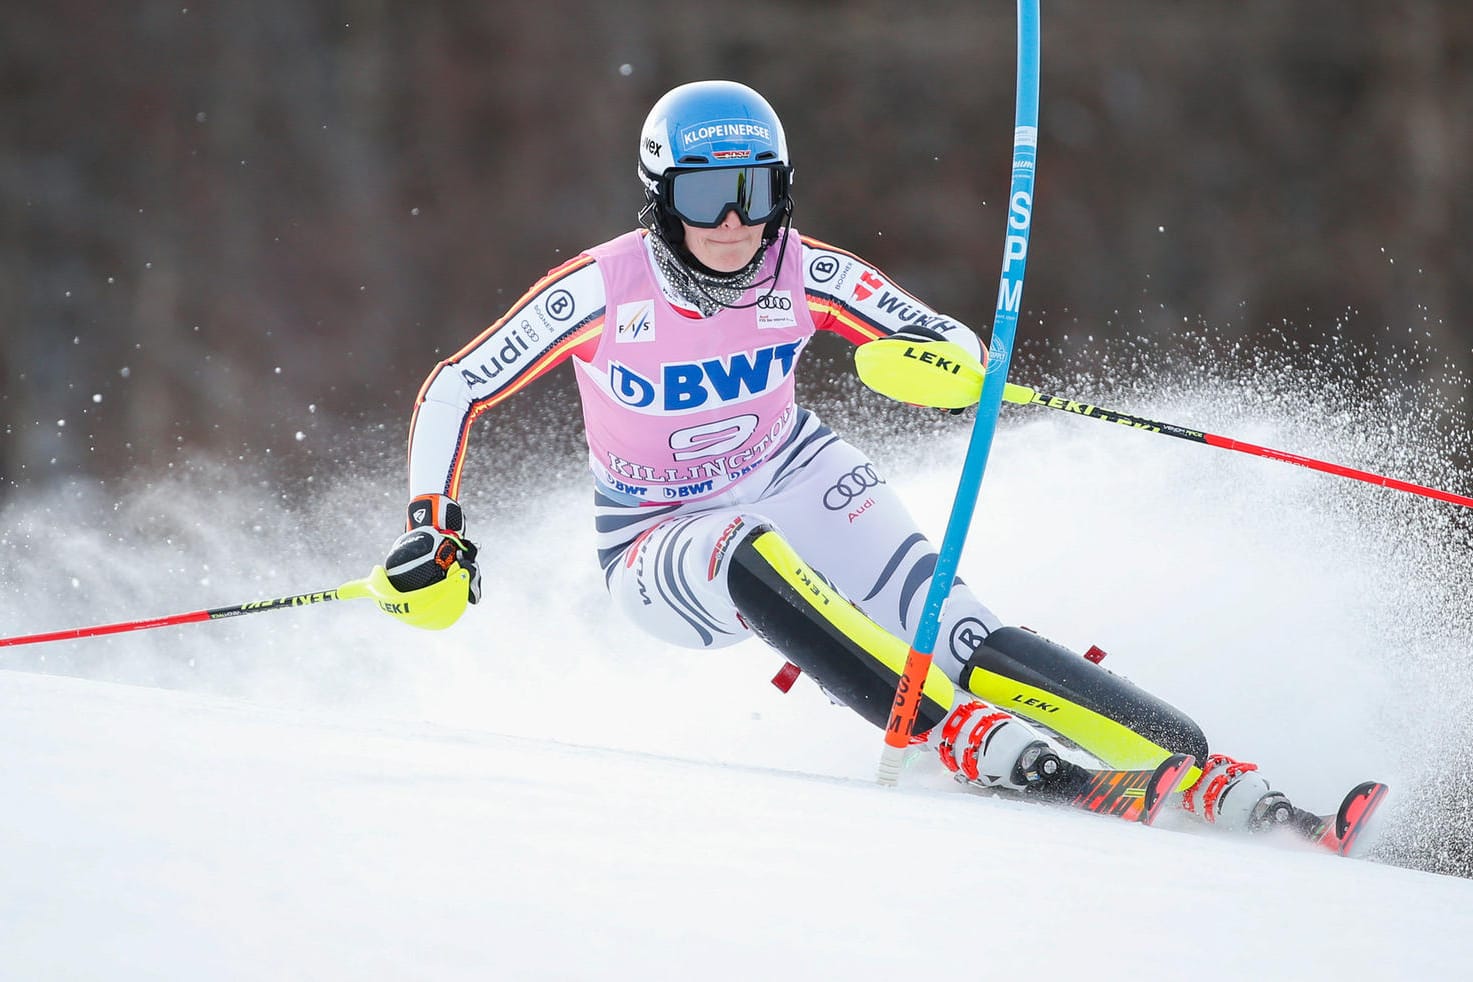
[
  {"xmin": 408, "ymin": 252, "xmax": 604, "ymax": 498},
  {"xmin": 799, "ymin": 233, "xmax": 936, "ymax": 346}
]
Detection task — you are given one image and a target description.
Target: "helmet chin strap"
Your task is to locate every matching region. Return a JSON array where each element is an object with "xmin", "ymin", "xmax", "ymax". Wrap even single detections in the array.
[
  {"xmin": 638, "ymin": 172, "xmax": 795, "ymax": 314},
  {"xmin": 669, "ymin": 208, "xmax": 794, "ymax": 314}
]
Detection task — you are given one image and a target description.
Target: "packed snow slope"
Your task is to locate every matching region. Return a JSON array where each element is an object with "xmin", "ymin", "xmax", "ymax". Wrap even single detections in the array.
[
  {"xmin": 2, "ymin": 669, "xmax": 1471, "ymax": 980},
  {"xmin": 3, "ymin": 336, "xmax": 1473, "ymax": 978}
]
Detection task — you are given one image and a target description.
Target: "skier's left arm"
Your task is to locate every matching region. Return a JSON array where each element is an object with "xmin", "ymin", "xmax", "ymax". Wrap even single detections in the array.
[{"xmin": 801, "ymin": 235, "xmax": 986, "ymax": 410}]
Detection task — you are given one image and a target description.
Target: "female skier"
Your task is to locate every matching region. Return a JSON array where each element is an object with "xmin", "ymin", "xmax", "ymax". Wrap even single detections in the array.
[{"xmin": 370, "ymin": 79, "xmax": 1350, "ymax": 841}]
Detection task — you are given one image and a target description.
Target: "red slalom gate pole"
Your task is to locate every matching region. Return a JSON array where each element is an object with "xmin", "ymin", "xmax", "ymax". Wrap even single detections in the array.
[{"xmin": 1003, "ymin": 383, "xmax": 1473, "ymax": 509}]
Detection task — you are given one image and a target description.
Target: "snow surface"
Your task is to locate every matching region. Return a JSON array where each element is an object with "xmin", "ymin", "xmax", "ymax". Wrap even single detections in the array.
[
  {"xmin": 2, "ymin": 670, "xmax": 1469, "ymax": 980},
  {"xmin": 4, "ymin": 357, "xmax": 1473, "ymax": 979}
]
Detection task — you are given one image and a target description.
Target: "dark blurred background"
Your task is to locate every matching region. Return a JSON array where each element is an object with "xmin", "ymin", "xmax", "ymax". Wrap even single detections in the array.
[{"xmin": 3, "ymin": 1, "xmax": 1470, "ymax": 501}]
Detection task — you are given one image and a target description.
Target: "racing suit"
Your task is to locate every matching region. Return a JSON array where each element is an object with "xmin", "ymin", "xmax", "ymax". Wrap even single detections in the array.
[{"xmin": 406, "ymin": 227, "xmax": 1002, "ymax": 728}]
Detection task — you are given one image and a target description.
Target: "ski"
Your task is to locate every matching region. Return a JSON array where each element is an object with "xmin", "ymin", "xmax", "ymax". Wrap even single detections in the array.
[
  {"xmin": 960, "ymin": 751, "xmax": 1384, "ymax": 855},
  {"xmin": 1233, "ymin": 779, "xmax": 1389, "ymax": 857},
  {"xmin": 959, "ymin": 753, "xmax": 1195, "ymax": 826},
  {"xmin": 1276, "ymin": 780, "xmax": 1389, "ymax": 857},
  {"xmin": 1040, "ymin": 752, "xmax": 1195, "ymax": 826}
]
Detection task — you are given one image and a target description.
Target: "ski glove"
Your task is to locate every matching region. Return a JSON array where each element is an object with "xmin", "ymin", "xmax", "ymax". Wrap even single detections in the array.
[
  {"xmin": 364, "ymin": 494, "xmax": 482, "ymax": 630},
  {"xmin": 397, "ymin": 493, "xmax": 483, "ymax": 602},
  {"xmin": 853, "ymin": 326, "xmax": 986, "ymax": 411}
]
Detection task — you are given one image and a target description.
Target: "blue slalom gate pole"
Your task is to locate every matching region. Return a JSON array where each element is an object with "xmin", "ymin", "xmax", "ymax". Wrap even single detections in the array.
[{"xmin": 879, "ymin": 0, "xmax": 1041, "ymax": 784}]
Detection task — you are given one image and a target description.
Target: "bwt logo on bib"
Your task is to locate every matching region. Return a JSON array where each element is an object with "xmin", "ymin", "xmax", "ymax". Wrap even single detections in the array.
[{"xmin": 609, "ymin": 340, "xmax": 802, "ymax": 413}]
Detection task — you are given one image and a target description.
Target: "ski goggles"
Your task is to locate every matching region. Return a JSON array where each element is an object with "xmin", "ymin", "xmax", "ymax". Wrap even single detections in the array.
[{"xmin": 665, "ymin": 165, "xmax": 791, "ymax": 228}]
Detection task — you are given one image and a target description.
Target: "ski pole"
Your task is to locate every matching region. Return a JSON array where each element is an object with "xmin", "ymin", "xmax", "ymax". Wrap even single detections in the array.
[
  {"xmin": 0, "ymin": 577, "xmax": 374, "ymax": 648},
  {"xmin": 878, "ymin": 0, "xmax": 1042, "ymax": 785},
  {"xmin": 1002, "ymin": 382, "xmax": 1473, "ymax": 509}
]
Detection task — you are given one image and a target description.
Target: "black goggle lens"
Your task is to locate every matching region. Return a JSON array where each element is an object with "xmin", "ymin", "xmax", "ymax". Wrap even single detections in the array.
[{"xmin": 667, "ymin": 166, "xmax": 789, "ymax": 228}]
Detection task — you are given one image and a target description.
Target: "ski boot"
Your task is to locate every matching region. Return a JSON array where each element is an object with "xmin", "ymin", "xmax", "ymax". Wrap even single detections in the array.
[
  {"xmin": 1180, "ymin": 754, "xmax": 1280, "ymax": 831},
  {"xmin": 938, "ymin": 701, "xmax": 1191, "ymax": 825},
  {"xmin": 937, "ymin": 700, "xmax": 1065, "ymax": 791},
  {"xmin": 1249, "ymin": 779, "xmax": 1390, "ymax": 857},
  {"xmin": 1181, "ymin": 754, "xmax": 1390, "ymax": 855}
]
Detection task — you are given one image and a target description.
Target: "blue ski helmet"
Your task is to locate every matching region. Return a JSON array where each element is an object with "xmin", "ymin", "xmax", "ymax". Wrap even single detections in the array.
[{"xmin": 638, "ymin": 80, "xmax": 793, "ymax": 246}]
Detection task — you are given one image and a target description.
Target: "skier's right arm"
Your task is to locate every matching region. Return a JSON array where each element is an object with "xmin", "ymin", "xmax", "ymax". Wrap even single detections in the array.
[
  {"xmin": 407, "ymin": 256, "xmax": 605, "ymax": 499},
  {"xmin": 372, "ymin": 256, "xmax": 607, "ymax": 629}
]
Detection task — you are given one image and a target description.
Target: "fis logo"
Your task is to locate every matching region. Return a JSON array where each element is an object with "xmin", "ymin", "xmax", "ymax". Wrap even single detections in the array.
[
  {"xmin": 616, "ymin": 300, "xmax": 656, "ymax": 343},
  {"xmin": 608, "ymin": 340, "xmax": 803, "ymax": 413}
]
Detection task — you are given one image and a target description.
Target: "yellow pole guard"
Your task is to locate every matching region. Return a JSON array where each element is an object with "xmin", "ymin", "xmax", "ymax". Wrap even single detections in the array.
[
  {"xmin": 854, "ymin": 337, "xmax": 987, "ymax": 410},
  {"xmin": 348, "ymin": 563, "xmax": 473, "ymax": 631}
]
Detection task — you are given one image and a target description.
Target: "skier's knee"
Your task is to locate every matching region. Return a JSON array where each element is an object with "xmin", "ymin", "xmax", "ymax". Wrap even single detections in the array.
[
  {"xmin": 605, "ymin": 511, "xmax": 751, "ymax": 649},
  {"xmin": 726, "ymin": 521, "xmax": 954, "ymax": 733}
]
